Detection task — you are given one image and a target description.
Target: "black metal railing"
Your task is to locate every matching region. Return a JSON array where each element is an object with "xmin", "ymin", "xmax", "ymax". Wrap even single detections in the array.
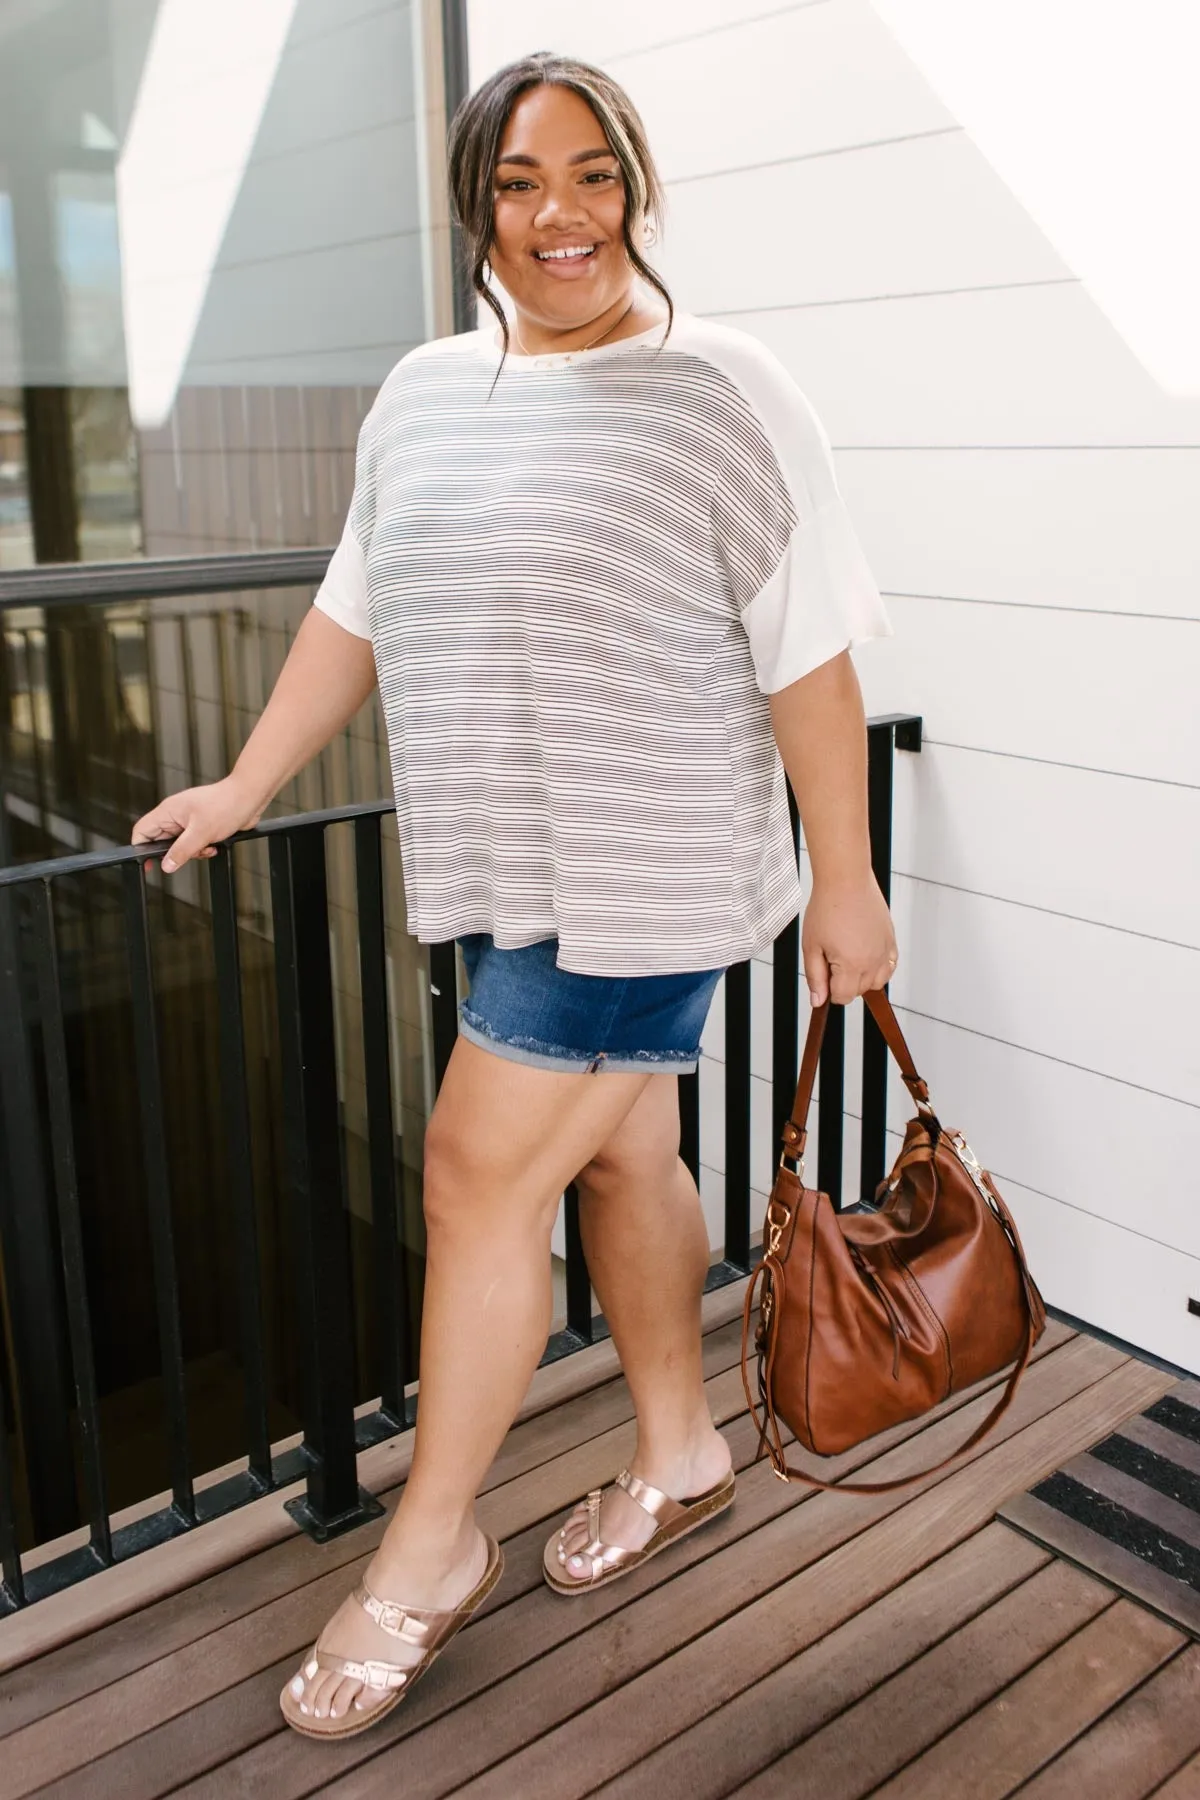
[{"xmin": 0, "ymin": 578, "xmax": 920, "ymax": 1606}]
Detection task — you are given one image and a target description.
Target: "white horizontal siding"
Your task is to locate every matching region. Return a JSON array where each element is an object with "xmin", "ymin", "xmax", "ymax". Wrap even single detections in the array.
[
  {"xmin": 727, "ymin": 287, "xmax": 1200, "ymax": 447},
  {"xmin": 858, "ymin": 597, "xmax": 1200, "ymax": 787},
  {"xmin": 841, "ymin": 449, "xmax": 1200, "ymax": 623},
  {"xmin": 891, "ymin": 743, "xmax": 1200, "ymax": 950},
  {"xmin": 995, "ymin": 1175, "xmax": 1200, "ymax": 1375},
  {"xmin": 658, "ymin": 132, "xmax": 1070, "ymax": 317},
  {"xmin": 887, "ymin": 875, "xmax": 1199, "ymax": 1109}
]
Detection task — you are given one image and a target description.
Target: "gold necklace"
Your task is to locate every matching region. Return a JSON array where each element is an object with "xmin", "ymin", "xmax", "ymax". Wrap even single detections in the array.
[{"xmin": 513, "ymin": 297, "xmax": 637, "ymax": 358}]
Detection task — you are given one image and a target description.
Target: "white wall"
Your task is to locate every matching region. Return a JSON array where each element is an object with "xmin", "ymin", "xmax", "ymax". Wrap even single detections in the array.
[{"xmin": 469, "ymin": 0, "xmax": 1200, "ymax": 1370}]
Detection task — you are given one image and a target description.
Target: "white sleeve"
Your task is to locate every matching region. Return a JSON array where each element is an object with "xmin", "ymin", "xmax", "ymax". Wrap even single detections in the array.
[
  {"xmin": 312, "ymin": 405, "xmax": 378, "ymax": 641},
  {"xmin": 738, "ymin": 493, "xmax": 892, "ymax": 693},
  {"xmin": 707, "ymin": 331, "xmax": 893, "ymax": 693},
  {"xmin": 312, "ymin": 508, "xmax": 371, "ymax": 640}
]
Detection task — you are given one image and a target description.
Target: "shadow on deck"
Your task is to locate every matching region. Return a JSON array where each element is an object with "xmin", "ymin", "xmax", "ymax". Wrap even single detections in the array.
[{"xmin": 2, "ymin": 1278, "xmax": 1198, "ymax": 1799}]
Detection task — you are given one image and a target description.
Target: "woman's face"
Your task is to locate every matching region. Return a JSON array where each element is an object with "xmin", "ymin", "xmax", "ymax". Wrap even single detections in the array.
[{"xmin": 489, "ymin": 84, "xmax": 639, "ymax": 332}]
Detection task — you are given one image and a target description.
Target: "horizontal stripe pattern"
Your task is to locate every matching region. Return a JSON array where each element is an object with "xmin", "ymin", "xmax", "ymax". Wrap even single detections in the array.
[{"xmin": 314, "ymin": 310, "xmax": 891, "ymax": 975}]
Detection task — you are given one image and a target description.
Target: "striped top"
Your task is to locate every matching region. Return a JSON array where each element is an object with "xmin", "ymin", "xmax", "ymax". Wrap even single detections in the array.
[{"xmin": 313, "ymin": 309, "xmax": 892, "ymax": 976}]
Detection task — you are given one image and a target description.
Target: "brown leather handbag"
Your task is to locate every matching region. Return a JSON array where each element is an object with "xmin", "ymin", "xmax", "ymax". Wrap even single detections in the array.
[{"xmin": 741, "ymin": 990, "xmax": 1046, "ymax": 1493}]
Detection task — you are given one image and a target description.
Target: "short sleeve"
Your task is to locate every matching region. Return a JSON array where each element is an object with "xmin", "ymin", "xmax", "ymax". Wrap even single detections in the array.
[
  {"xmin": 708, "ymin": 335, "xmax": 893, "ymax": 694},
  {"xmin": 311, "ymin": 409, "xmax": 377, "ymax": 641}
]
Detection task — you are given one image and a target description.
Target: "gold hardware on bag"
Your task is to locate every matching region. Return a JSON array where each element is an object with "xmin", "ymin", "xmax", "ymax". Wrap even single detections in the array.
[
  {"xmin": 765, "ymin": 1198, "xmax": 791, "ymax": 1257},
  {"xmin": 948, "ymin": 1132, "xmax": 1002, "ymax": 1215}
]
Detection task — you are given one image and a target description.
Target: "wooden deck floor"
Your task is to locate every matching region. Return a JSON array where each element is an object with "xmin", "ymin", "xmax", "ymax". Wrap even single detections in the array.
[{"xmin": 3, "ymin": 1279, "xmax": 1200, "ymax": 1800}]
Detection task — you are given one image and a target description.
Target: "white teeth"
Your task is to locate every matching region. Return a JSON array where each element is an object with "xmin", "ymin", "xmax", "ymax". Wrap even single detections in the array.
[{"xmin": 536, "ymin": 245, "xmax": 596, "ymax": 261}]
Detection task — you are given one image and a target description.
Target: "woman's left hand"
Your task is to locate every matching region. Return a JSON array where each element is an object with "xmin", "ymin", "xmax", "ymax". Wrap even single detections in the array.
[{"xmin": 801, "ymin": 872, "xmax": 898, "ymax": 1007}]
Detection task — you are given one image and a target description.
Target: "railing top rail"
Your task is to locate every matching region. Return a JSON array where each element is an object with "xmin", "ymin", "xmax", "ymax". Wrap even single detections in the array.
[
  {"xmin": 0, "ymin": 548, "xmax": 336, "ymax": 612},
  {"xmin": 0, "ymin": 799, "xmax": 397, "ymax": 888}
]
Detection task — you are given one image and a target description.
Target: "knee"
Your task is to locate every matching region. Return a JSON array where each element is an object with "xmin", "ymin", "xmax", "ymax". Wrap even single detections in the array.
[
  {"xmin": 420, "ymin": 1113, "xmax": 477, "ymax": 1236},
  {"xmin": 420, "ymin": 1113, "xmax": 558, "ymax": 1240},
  {"xmin": 576, "ymin": 1140, "xmax": 677, "ymax": 1201}
]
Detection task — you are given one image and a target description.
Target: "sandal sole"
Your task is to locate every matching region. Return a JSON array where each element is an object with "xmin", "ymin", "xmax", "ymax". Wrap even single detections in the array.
[
  {"xmin": 543, "ymin": 1475, "xmax": 736, "ymax": 1596},
  {"xmin": 279, "ymin": 1536, "xmax": 504, "ymax": 1740}
]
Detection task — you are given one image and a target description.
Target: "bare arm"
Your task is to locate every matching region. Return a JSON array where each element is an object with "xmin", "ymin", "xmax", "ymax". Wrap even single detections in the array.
[
  {"xmin": 767, "ymin": 648, "xmax": 898, "ymax": 1005},
  {"xmin": 132, "ymin": 607, "xmax": 377, "ymax": 871}
]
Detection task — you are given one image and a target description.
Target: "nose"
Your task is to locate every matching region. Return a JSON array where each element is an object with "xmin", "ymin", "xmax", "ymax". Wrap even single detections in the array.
[{"xmin": 534, "ymin": 181, "xmax": 590, "ymax": 231}]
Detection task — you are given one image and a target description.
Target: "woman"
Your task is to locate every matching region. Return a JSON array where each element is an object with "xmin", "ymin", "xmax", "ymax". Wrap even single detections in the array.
[{"xmin": 132, "ymin": 52, "xmax": 897, "ymax": 1740}]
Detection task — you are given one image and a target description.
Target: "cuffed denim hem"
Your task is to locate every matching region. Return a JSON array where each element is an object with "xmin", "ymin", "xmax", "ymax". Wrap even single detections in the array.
[{"xmin": 457, "ymin": 1005, "xmax": 700, "ymax": 1076}]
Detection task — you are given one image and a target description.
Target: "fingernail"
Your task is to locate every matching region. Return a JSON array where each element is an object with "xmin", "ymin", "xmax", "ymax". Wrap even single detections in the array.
[
  {"xmin": 290, "ymin": 1676, "xmax": 304, "ymax": 1697},
  {"xmin": 162, "ymin": 856, "xmax": 176, "ymax": 873}
]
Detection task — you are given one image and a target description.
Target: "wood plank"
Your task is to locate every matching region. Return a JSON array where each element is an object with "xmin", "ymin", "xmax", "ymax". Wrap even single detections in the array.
[
  {"xmin": 727, "ymin": 1560, "xmax": 1118, "ymax": 1800},
  {"xmin": 1153, "ymin": 1749, "xmax": 1200, "ymax": 1798},
  {"xmin": 1015, "ymin": 1643, "xmax": 1200, "ymax": 1800},
  {"xmin": 583, "ymin": 1523, "xmax": 1051, "ymax": 1800},
  {"xmin": 0, "ymin": 1306, "xmax": 755, "ymax": 1736},
  {"xmin": 1, "ymin": 1354, "xmax": 759, "ymax": 1796},
  {"xmin": 866, "ymin": 1601, "xmax": 1185, "ymax": 1799},
  {"xmin": 431, "ymin": 1346, "xmax": 1162, "ymax": 1800},
  {"xmin": 22, "ymin": 1405, "xmax": 787, "ymax": 1800},
  {"xmin": 0, "ymin": 1276, "xmax": 754, "ymax": 1676},
  {"xmin": 100, "ymin": 1329, "xmax": 1086, "ymax": 1800},
  {"xmin": 1001, "ymin": 1492, "xmax": 1200, "ymax": 1636}
]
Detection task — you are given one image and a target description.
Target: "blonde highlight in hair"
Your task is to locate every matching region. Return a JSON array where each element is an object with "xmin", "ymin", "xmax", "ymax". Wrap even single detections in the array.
[{"xmin": 446, "ymin": 51, "xmax": 673, "ymax": 388}]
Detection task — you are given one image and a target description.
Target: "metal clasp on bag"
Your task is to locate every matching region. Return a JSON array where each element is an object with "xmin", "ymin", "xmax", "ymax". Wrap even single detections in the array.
[
  {"xmin": 948, "ymin": 1131, "xmax": 1003, "ymax": 1218},
  {"xmin": 765, "ymin": 1197, "xmax": 792, "ymax": 1257}
]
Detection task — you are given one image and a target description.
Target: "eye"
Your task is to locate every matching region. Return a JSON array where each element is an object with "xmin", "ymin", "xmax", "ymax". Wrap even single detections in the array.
[
  {"xmin": 583, "ymin": 170, "xmax": 618, "ymax": 184},
  {"xmin": 499, "ymin": 178, "xmax": 535, "ymax": 191}
]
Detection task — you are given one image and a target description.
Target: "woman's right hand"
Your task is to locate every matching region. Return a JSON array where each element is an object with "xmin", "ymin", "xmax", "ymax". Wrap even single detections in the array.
[{"xmin": 131, "ymin": 774, "xmax": 262, "ymax": 873}]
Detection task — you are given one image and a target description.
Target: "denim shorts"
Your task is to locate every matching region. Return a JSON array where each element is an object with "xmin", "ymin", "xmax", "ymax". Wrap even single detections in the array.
[{"xmin": 455, "ymin": 934, "xmax": 724, "ymax": 1075}]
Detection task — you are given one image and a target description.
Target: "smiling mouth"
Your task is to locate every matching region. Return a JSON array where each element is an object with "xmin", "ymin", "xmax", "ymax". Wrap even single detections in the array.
[{"xmin": 533, "ymin": 244, "xmax": 598, "ymax": 262}]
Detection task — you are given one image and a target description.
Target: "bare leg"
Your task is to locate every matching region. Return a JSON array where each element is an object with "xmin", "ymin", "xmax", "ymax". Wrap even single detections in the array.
[
  {"xmin": 555, "ymin": 1074, "xmax": 732, "ymax": 1580},
  {"xmin": 288, "ymin": 1037, "xmax": 653, "ymax": 1724}
]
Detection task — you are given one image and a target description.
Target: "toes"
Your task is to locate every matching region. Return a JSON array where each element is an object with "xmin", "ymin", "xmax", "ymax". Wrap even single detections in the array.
[
  {"xmin": 353, "ymin": 1682, "xmax": 392, "ymax": 1715},
  {"xmin": 307, "ymin": 1669, "xmax": 342, "ymax": 1719},
  {"xmin": 327, "ymin": 1676, "xmax": 362, "ymax": 1719}
]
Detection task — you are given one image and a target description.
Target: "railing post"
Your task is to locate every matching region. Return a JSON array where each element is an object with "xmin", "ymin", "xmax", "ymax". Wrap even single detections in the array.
[
  {"xmin": 208, "ymin": 847, "xmax": 273, "ymax": 1490},
  {"xmin": 860, "ymin": 715, "xmax": 923, "ymax": 1204},
  {"xmin": 678, "ymin": 1068, "xmax": 700, "ymax": 1185},
  {"xmin": 0, "ymin": 883, "xmax": 79, "ymax": 1542},
  {"xmin": 563, "ymin": 1182, "xmax": 594, "ymax": 1344},
  {"xmin": 269, "ymin": 825, "xmax": 383, "ymax": 1541},
  {"xmin": 817, "ymin": 1002, "xmax": 846, "ymax": 1209},
  {"xmin": 428, "ymin": 939, "xmax": 459, "ymax": 1094},
  {"xmin": 354, "ymin": 814, "xmax": 413, "ymax": 1428},
  {"xmin": 771, "ymin": 783, "xmax": 803, "ymax": 1170},
  {"xmin": 122, "ymin": 860, "xmax": 195, "ymax": 1525},
  {"xmin": 0, "ymin": 1371, "xmax": 25, "ymax": 1612},
  {"xmin": 721, "ymin": 961, "xmax": 752, "ymax": 1274}
]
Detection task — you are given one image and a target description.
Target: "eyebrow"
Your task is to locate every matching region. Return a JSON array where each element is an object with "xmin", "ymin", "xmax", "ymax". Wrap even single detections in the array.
[{"xmin": 495, "ymin": 148, "xmax": 616, "ymax": 168}]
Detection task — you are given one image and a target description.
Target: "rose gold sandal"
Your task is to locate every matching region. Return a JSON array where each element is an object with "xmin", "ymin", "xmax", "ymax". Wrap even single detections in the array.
[
  {"xmin": 543, "ymin": 1466, "xmax": 735, "ymax": 1595},
  {"xmin": 279, "ymin": 1533, "xmax": 504, "ymax": 1740}
]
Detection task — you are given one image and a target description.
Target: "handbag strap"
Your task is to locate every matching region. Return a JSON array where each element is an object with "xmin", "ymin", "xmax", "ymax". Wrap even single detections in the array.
[
  {"xmin": 780, "ymin": 991, "xmax": 935, "ymax": 1171},
  {"xmin": 739, "ymin": 1259, "xmax": 1038, "ymax": 1494}
]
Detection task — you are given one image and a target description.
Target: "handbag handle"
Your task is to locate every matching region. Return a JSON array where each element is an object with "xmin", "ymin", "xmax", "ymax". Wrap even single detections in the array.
[{"xmin": 779, "ymin": 989, "xmax": 935, "ymax": 1172}]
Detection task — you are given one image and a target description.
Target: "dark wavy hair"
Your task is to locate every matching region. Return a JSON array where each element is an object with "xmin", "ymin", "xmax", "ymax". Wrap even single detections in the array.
[{"xmin": 446, "ymin": 51, "xmax": 673, "ymax": 383}]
